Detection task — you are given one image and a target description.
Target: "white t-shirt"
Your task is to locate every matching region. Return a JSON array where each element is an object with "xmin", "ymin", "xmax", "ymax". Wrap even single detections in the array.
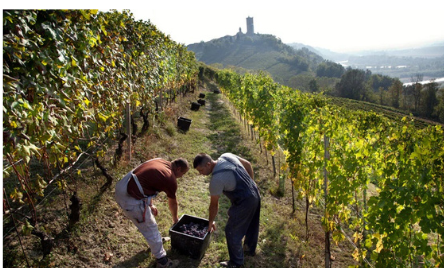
[{"xmin": 209, "ymin": 153, "xmax": 240, "ymax": 196}]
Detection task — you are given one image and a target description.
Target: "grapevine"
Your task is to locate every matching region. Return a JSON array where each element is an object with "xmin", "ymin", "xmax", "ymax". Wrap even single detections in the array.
[
  {"xmin": 3, "ymin": 9, "xmax": 198, "ymax": 259},
  {"xmin": 213, "ymin": 68, "xmax": 444, "ymax": 267}
]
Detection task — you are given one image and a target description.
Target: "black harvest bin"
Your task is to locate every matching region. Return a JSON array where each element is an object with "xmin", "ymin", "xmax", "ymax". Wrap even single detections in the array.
[
  {"xmin": 191, "ymin": 102, "xmax": 201, "ymax": 111},
  {"xmin": 177, "ymin": 117, "xmax": 192, "ymax": 131},
  {"xmin": 169, "ymin": 214, "xmax": 212, "ymax": 260}
]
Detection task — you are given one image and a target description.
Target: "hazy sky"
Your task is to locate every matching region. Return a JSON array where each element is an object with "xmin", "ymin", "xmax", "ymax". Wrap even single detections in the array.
[{"xmin": 5, "ymin": 0, "xmax": 444, "ymax": 53}]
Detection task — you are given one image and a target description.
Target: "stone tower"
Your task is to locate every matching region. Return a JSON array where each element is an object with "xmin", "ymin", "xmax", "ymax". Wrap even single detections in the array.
[{"xmin": 246, "ymin": 17, "xmax": 254, "ymax": 36}]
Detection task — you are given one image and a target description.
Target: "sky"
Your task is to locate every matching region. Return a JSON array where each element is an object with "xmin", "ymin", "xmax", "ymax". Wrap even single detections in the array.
[{"xmin": 3, "ymin": 0, "xmax": 444, "ymax": 53}]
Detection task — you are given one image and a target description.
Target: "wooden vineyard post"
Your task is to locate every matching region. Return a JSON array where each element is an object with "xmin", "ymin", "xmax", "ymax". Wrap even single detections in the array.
[
  {"xmin": 125, "ymin": 103, "xmax": 131, "ymax": 161},
  {"xmin": 324, "ymin": 134, "xmax": 331, "ymax": 268},
  {"xmin": 159, "ymin": 88, "xmax": 163, "ymax": 111},
  {"xmin": 272, "ymin": 155, "xmax": 276, "ymax": 178},
  {"xmin": 292, "ymin": 179, "xmax": 296, "ymax": 213},
  {"xmin": 250, "ymin": 125, "xmax": 254, "ymax": 140}
]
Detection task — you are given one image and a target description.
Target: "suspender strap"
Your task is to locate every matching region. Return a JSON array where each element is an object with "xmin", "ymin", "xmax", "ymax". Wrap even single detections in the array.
[
  {"xmin": 131, "ymin": 173, "xmax": 153, "ymax": 223},
  {"xmin": 131, "ymin": 173, "xmax": 147, "ymax": 198}
]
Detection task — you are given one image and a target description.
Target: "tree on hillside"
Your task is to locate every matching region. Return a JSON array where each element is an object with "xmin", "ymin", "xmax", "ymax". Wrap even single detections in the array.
[
  {"xmin": 370, "ymin": 74, "xmax": 394, "ymax": 92},
  {"xmin": 315, "ymin": 77, "xmax": 339, "ymax": 95},
  {"xmin": 434, "ymin": 88, "xmax": 444, "ymax": 123},
  {"xmin": 295, "ymin": 47, "xmax": 324, "ymax": 67},
  {"xmin": 411, "ymin": 74, "xmax": 424, "ymax": 112},
  {"xmin": 279, "ymin": 55, "xmax": 309, "ymax": 71},
  {"xmin": 316, "ymin": 60, "xmax": 345, "ymax": 78},
  {"xmin": 421, "ymin": 81, "xmax": 439, "ymax": 118},
  {"xmin": 378, "ymin": 87, "xmax": 386, "ymax": 105},
  {"xmin": 402, "ymin": 84, "xmax": 414, "ymax": 110},
  {"xmin": 388, "ymin": 79, "xmax": 403, "ymax": 108},
  {"xmin": 309, "ymin": 79, "xmax": 319, "ymax": 92},
  {"xmin": 413, "ymin": 83, "xmax": 423, "ymax": 112},
  {"xmin": 361, "ymin": 81, "xmax": 375, "ymax": 103},
  {"xmin": 335, "ymin": 67, "xmax": 366, "ymax": 100}
]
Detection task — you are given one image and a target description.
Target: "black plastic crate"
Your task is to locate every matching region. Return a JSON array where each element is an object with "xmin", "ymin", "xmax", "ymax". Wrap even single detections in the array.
[
  {"xmin": 177, "ymin": 117, "xmax": 192, "ymax": 131},
  {"xmin": 199, "ymin": 93, "xmax": 205, "ymax": 98},
  {"xmin": 197, "ymin": 99, "xmax": 205, "ymax": 106},
  {"xmin": 191, "ymin": 102, "xmax": 201, "ymax": 111},
  {"xmin": 169, "ymin": 214, "xmax": 211, "ymax": 259}
]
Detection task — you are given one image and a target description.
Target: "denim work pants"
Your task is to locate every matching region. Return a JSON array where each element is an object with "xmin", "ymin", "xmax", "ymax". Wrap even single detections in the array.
[
  {"xmin": 225, "ymin": 195, "xmax": 260, "ymax": 266},
  {"xmin": 115, "ymin": 172, "xmax": 166, "ymax": 259}
]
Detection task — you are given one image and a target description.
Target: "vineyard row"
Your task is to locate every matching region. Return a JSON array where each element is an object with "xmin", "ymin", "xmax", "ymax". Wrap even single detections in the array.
[
  {"xmin": 3, "ymin": 9, "xmax": 199, "ymax": 260},
  {"xmin": 214, "ymin": 68, "xmax": 444, "ymax": 267}
]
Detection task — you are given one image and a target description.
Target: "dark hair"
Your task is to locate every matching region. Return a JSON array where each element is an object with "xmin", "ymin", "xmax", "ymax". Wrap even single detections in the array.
[
  {"xmin": 172, "ymin": 158, "xmax": 189, "ymax": 170},
  {"xmin": 193, "ymin": 153, "xmax": 213, "ymax": 168}
]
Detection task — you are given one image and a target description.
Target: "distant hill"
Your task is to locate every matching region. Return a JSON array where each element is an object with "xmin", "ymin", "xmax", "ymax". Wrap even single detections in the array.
[
  {"xmin": 187, "ymin": 33, "xmax": 324, "ymax": 86},
  {"xmin": 288, "ymin": 42, "xmax": 444, "ymax": 61},
  {"xmin": 188, "ymin": 32, "xmax": 443, "ymax": 87},
  {"xmin": 354, "ymin": 43, "xmax": 444, "ymax": 58},
  {"xmin": 287, "ymin": 42, "xmax": 444, "ymax": 82},
  {"xmin": 287, "ymin": 42, "xmax": 350, "ymax": 62}
]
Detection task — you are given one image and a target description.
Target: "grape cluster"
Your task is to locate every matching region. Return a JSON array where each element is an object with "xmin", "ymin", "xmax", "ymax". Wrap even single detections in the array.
[{"xmin": 178, "ymin": 222, "xmax": 208, "ymax": 238}]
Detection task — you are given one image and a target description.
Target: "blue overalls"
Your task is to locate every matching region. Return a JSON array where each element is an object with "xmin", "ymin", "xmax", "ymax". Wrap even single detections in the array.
[{"xmin": 213, "ymin": 156, "xmax": 261, "ymax": 266}]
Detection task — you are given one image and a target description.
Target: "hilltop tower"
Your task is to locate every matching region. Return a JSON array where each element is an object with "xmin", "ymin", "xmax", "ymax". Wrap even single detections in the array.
[{"xmin": 246, "ymin": 17, "xmax": 254, "ymax": 36}]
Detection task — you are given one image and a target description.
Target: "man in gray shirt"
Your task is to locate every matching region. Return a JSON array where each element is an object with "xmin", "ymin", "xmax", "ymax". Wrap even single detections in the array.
[{"xmin": 194, "ymin": 153, "xmax": 261, "ymax": 268}]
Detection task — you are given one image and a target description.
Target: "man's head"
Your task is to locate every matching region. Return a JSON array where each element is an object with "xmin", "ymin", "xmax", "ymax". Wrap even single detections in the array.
[
  {"xmin": 193, "ymin": 153, "xmax": 215, "ymax": 176},
  {"xmin": 171, "ymin": 158, "xmax": 190, "ymax": 178}
]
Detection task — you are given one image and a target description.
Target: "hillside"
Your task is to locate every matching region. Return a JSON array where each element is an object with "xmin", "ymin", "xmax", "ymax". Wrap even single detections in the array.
[
  {"xmin": 187, "ymin": 34, "xmax": 324, "ymax": 87},
  {"xmin": 327, "ymin": 95, "xmax": 444, "ymax": 129}
]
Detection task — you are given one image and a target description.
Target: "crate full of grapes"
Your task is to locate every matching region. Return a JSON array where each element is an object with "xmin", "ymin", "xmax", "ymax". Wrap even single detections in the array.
[{"xmin": 169, "ymin": 214, "xmax": 212, "ymax": 259}]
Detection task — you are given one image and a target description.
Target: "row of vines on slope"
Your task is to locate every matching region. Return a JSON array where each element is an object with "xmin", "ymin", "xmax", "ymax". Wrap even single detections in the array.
[
  {"xmin": 214, "ymin": 68, "xmax": 444, "ymax": 267},
  {"xmin": 3, "ymin": 9, "xmax": 198, "ymax": 262}
]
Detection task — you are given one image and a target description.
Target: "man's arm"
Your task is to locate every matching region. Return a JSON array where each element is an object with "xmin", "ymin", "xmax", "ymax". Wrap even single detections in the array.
[
  {"xmin": 238, "ymin": 157, "xmax": 254, "ymax": 180},
  {"xmin": 168, "ymin": 197, "xmax": 179, "ymax": 223},
  {"xmin": 208, "ymin": 195, "xmax": 219, "ymax": 232}
]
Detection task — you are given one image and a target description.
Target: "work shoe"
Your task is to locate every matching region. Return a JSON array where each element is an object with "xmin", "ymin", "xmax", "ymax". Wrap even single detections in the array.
[
  {"xmin": 219, "ymin": 260, "xmax": 243, "ymax": 268},
  {"xmin": 156, "ymin": 258, "xmax": 179, "ymax": 268}
]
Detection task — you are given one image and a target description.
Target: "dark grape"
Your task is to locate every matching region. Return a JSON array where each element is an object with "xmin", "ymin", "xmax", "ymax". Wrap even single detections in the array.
[{"xmin": 178, "ymin": 222, "xmax": 208, "ymax": 238}]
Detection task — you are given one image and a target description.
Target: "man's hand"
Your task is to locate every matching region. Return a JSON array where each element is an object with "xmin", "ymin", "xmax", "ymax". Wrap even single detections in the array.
[
  {"xmin": 150, "ymin": 205, "xmax": 158, "ymax": 216},
  {"xmin": 208, "ymin": 221, "xmax": 216, "ymax": 233}
]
